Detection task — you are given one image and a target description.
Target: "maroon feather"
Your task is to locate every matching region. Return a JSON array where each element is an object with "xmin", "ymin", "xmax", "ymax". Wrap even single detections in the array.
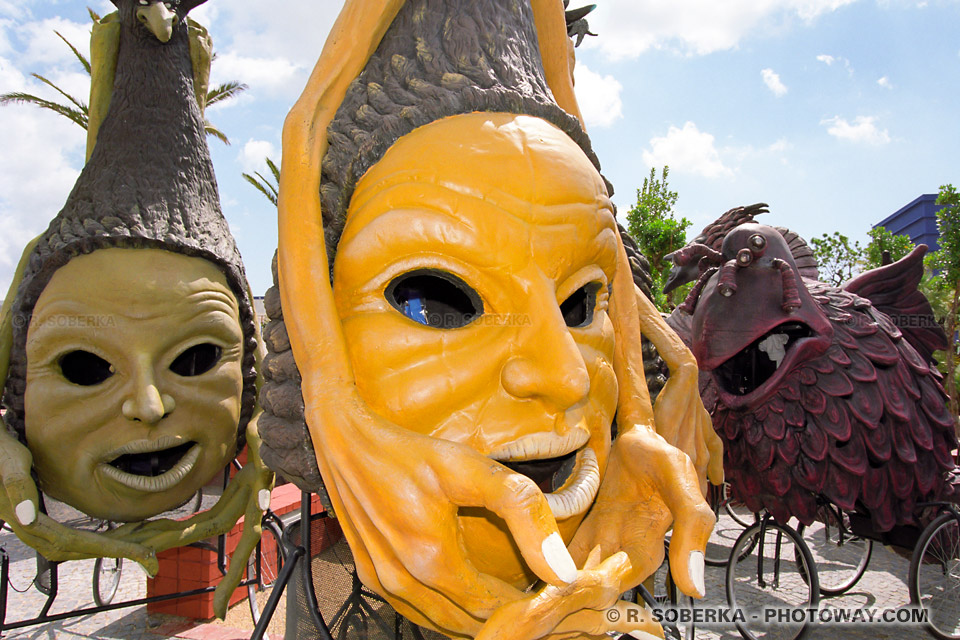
[
  {"xmin": 843, "ymin": 312, "xmax": 879, "ymax": 338},
  {"xmin": 895, "ymin": 358, "xmax": 922, "ymax": 400},
  {"xmin": 870, "ymin": 500, "xmax": 896, "ymax": 532},
  {"xmin": 826, "ymin": 465, "xmax": 858, "ymax": 510},
  {"xmin": 766, "ymin": 460, "xmax": 792, "ymax": 497},
  {"xmin": 744, "ymin": 418, "xmax": 765, "ymax": 446},
  {"xmin": 845, "ymin": 350, "xmax": 878, "ymax": 383},
  {"xmin": 793, "ymin": 454, "xmax": 825, "ymax": 492},
  {"xmin": 763, "ymin": 411, "xmax": 787, "ymax": 439},
  {"xmin": 818, "ymin": 367, "xmax": 854, "ymax": 397},
  {"xmin": 799, "ymin": 417, "xmax": 828, "ymax": 461},
  {"xmin": 817, "ymin": 396, "xmax": 852, "ymax": 441},
  {"xmin": 781, "ymin": 382, "xmax": 801, "ymax": 402},
  {"xmin": 899, "ymin": 339, "xmax": 931, "ymax": 376},
  {"xmin": 786, "ymin": 490, "xmax": 818, "ymax": 526},
  {"xmin": 932, "ymin": 432, "xmax": 955, "ymax": 469},
  {"xmin": 783, "ymin": 401, "xmax": 805, "ymax": 427},
  {"xmin": 892, "ymin": 421, "xmax": 918, "ymax": 464},
  {"xmin": 876, "ymin": 367, "xmax": 910, "ymax": 422},
  {"xmin": 889, "ymin": 458, "xmax": 915, "ymax": 499},
  {"xmin": 861, "ymin": 467, "xmax": 888, "ymax": 509},
  {"xmin": 766, "ymin": 497, "xmax": 792, "ymax": 525},
  {"xmin": 834, "ymin": 325, "xmax": 860, "ymax": 350},
  {"xmin": 799, "ymin": 367, "xmax": 817, "ymax": 386},
  {"xmin": 778, "ymin": 432, "xmax": 801, "ymax": 465},
  {"xmin": 768, "ymin": 394, "xmax": 785, "ymax": 413},
  {"xmin": 748, "ymin": 435, "xmax": 776, "ymax": 471},
  {"xmin": 909, "ymin": 411, "xmax": 934, "ymax": 452},
  {"xmin": 858, "ymin": 331, "xmax": 901, "ymax": 367},
  {"xmin": 829, "ymin": 429, "xmax": 868, "ymax": 475},
  {"xmin": 920, "ymin": 377, "xmax": 956, "ymax": 430},
  {"xmin": 801, "ymin": 385, "xmax": 827, "ymax": 415},
  {"xmin": 848, "ymin": 382, "xmax": 883, "ymax": 426},
  {"xmin": 861, "ymin": 425, "xmax": 891, "ymax": 467},
  {"xmin": 826, "ymin": 345, "xmax": 852, "ymax": 367},
  {"xmin": 915, "ymin": 452, "xmax": 939, "ymax": 495}
]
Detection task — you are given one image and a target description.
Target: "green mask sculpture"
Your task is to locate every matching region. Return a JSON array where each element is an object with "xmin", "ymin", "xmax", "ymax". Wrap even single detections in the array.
[{"xmin": 0, "ymin": 0, "xmax": 271, "ymax": 618}]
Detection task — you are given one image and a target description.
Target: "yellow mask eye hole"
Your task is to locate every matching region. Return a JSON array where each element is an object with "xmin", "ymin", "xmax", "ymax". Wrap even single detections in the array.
[
  {"xmin": 560, "ymin": 282, "xmax": 602, "ymax": 328},
  {"xmin": 59, "ymin": 350, "xmax": 114, "ymax": 386},
  {"xmin": 386, "ymin": 270, "xmax": 483, "ymax": 329},
  {"xmin": 169, "ymin": 343, "xmax": 222, "ymax": 377}
]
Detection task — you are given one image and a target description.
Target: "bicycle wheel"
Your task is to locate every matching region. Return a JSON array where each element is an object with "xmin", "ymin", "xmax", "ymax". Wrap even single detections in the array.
[
  {"xmin": 247, "ymin": 518, "xmax": 285, "ymax": 624},
  {"xmin": 726, "ymin": 520, "xmax": 819, "ymax": 640},
  {"xmin": 93, "ymin": 557, "xmax": 123, "ymax": 606},
  {"xmin": 724, "ymin": 482, "xmax": 757, "ymax": 528},
  {"xmin": 910, "ymin": 512, "xmax": 960, "ymax": 640},
  {"xmin": 796, "ymin": 507, "xmax": 872, "ymax": 597},
  {"xmin": 707, "ymin": 485, "xmax": 759, "ymax": 567}
]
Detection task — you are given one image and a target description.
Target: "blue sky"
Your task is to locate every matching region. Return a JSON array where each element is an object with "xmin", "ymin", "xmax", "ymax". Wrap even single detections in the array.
[{"xmin": 0, "ymin": 0, "xmax": 957, "ymax": 295}]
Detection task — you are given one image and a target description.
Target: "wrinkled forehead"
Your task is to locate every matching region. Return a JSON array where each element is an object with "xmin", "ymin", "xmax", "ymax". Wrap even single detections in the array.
[
  {"xmin": 32, "ymin": 248, "xmax": 239, "ymax": 318},
  {"xmin": 345, "ymin": 112, "xmax": 612, "ymax": 230}
]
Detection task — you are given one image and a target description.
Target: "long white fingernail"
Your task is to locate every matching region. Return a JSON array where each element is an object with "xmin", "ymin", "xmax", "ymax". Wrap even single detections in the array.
[
  {"xmin": 541, "ymin": 532, "xmax": 577, "ymax": 584},
  {"xmin": 16, "ymin": 500, "xmax": 36, "ymax": 526},
  {"xmin": 258, "ymin": 489, "xmax": 271, "ymax": 511},
  {"xmin": 627, "ymin": 632, "xmax": 661, "ymax": 640},
  {"xmin": 689, "ymin": 550, "xmax": 705, "ymax": 597}
]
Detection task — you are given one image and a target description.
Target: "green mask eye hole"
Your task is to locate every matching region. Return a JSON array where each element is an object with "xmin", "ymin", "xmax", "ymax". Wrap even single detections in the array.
[
  {"xmin": 60, "ymin": 350, "xmax": 115, "ymax": 386},
  {"xmin": 387, "ymin": 270, "xmax": 483, "ymax": 329},
  {"xmin": 169, "ymin": 343, "xmax": 222, "ymax": 377},
  {"xmin": 560, "ymin": 282, "xmax": 601, "ymax": 328}
]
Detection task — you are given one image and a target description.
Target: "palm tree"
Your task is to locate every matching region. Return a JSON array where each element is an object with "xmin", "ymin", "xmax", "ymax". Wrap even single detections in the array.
[
  {"xmin": 242, "ymin": 157, "xmax": 280, "ymax": 206},
  {"xmin": 0, "ymin": 8, "xmax": 246, "ymax": 145}
]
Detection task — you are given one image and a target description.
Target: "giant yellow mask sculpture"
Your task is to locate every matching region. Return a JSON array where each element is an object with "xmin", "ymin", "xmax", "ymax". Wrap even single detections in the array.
[{"xmin": 264, "ymin": 0, "xmax": 723, "ymax": 637}]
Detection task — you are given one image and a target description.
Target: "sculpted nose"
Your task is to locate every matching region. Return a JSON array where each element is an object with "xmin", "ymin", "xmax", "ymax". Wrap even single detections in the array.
[
  {"xmin": 122, "ymin": 361, "xmax": 175, "ymax": 424},
  {"xmin": 501, "ymin": 352, "xmax": 590, "ymax": 408}
]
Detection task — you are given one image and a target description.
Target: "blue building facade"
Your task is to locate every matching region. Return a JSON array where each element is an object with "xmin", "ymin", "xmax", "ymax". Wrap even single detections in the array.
[{"xmin": 875, "ymin": 194, "xmax": 943, "ymax": 252}]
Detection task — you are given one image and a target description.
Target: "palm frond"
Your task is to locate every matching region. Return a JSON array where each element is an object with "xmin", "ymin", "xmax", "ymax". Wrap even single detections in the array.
[
  {"xmin": 265, "ymin": 157, "xmax": 281, "ymax": 183},
  {"xmin": 30, "ymin": 73, "xmax": 88, "ymax": 114},
  {"xmin": 242, "ymin": 173, "xmax": 279, "ymax": 207},
  {"xmin": 54, "ymin": 30, "xmax": 91, "ymax": 75},
  {"xmin": 0, "ymin": 92, "xmax": 88, "ymax": 128},
  {"xmin": 206, "ymin": 81, "xmax": 248, "ymax": 107},
  {"xmin": 204, "ymin": 122, "xmax": 230, "ymax": 145}
]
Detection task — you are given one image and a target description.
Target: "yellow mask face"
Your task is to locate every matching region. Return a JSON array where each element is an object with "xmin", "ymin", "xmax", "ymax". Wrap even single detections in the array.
[
  {"xmin": 24, "ymin": 248, "xmax": 244, "ymax": 522},
  {"xmin": 333, "ymin": 113, "xmax": 619, "ymax": 585}
]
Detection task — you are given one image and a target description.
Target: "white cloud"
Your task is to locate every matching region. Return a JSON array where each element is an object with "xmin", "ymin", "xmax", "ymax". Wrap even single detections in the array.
[
  {"xmin": 210, "ymin": 52, "xmax": 300, "ymax": 96},
  {"xmin": 642, "ymin": 122, "xmax": 733, "ymax": 178},
  {"xmin": 821, "ymin": 115, "xmax": 891, "ymax": 145},
  {"xmin": 0, "ymin": 60, "xmax": 85, "ymax": 290},
  {"xmin": 19, "ymin": 17, "xmax": 90, "ymax": 66},
  {"xmin": 581, "ymin": 0, "xmax": 858, "ymax": 59},
  {"xmin": 877, "ymin": 76, "xmax": 893, "ymax": 89},
  {"xmin": 815, "ymin": 53, "xmax": 854, "ymax": 74},
  {"xmin": 239, "ymin": 139, "xmax": 278, "ymax": 173},
  {"xmin": 573, "ymin": 63, "xmax": 623, "ymax": 128},
  {"xmin": 761, "ymin": 68, "xmax": 788, "ymax": 96}
]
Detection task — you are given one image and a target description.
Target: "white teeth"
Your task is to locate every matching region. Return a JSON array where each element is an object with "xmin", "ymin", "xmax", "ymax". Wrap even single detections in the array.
[
  {"xmin": 488, "ymin": 429, "xmax": 589, "ymax": 461},
  {"xmin": 544, "ymin": 448, "xmax": 600, "ymax": 520},
  {"xmin": 758, "ymin": 333, "xmax": 789, "ymax": 368},
  {"xmin": 99, "ymin": 444, "xmax": 201, "ymax": 493}
]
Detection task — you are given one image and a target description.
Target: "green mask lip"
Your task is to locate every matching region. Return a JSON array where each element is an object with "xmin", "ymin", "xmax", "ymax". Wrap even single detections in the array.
[{"xmin": 99, "ymin": 441, "xmax": 201, "ymax": 493}]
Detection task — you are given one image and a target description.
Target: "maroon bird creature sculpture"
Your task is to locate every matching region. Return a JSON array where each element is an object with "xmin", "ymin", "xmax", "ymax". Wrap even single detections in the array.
[
  {"xmin": 662, "ymin": 203, "xmax": 819, "ymax": 295},
  {"xmin": 668, "ymin": 222, "xmax": 956, "ymax": 536}
]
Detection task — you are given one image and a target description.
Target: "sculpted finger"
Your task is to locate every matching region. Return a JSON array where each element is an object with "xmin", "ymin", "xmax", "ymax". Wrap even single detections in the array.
[
  {"xmin": 555, "ymin": 601, "xmax": 664, "ymax": 639},
  {"xmin": 433, "ymin": 448, "xmax": 576, "ymax": 587}
]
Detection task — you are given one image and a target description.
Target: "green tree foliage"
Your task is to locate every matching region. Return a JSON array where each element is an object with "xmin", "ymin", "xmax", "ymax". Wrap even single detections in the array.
[
  {"xmin": 242, "ymin": 157, "xmax": 280, "ymax": 206},
  {"xmin": 0, "ymin": 9, "xmax": 244, "ymax": 145},
  {"xmin": 931, "ymin": 184, "xmax": 960, "ymax": 430},
  {"xmin": 809, "ymin": 231, "xmax": 863, "ymax": 287},
  {"xmin": 864, "ymin": 225, "xmax": 915, "ymax": 269},
  {"xmin": 625, "ymin": 166, "xmax": 691, "ymax": 310}
]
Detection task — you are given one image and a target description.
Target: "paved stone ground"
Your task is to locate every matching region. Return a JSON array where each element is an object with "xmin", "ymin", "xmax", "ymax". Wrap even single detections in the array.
[{"xmin": 0, "ymin": 504, "xmax": 947, "ymax": 639}]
